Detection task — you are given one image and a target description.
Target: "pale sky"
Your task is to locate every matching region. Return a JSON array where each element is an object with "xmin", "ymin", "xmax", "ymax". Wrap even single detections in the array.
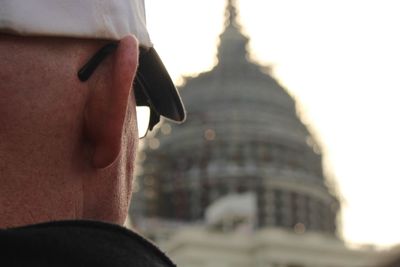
[{"xmin": 145, "ymin": 0, "xmax": 400, "ymax": 248}]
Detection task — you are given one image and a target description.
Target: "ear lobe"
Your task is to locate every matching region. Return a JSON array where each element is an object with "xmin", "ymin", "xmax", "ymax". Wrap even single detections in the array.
[{"xmin": 84, "ymin": 36, "xmax": 139, "ymax": 169}]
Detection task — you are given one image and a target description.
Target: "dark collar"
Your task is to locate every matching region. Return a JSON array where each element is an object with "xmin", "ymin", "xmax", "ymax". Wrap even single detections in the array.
[{"xmin": 0, "ymin": 220, "xmax": 176, "ymax": 267}]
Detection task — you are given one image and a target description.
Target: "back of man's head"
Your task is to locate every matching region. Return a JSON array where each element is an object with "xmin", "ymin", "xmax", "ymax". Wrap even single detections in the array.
[
  {"xmin": 0, "ymin": 0, "xmax": 185, "ymax": 229},
  {"xmin": 0, "ymin": 31, "xmax": 141, "ymax": 227},
  {"xmin": 0, "ymin": 0, "xmax": 161, "ymax": 228}
]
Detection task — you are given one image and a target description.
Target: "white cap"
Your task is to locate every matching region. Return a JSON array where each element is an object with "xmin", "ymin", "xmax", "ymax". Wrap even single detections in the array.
[
  {"xmin": 0, "ymin": 0, "xmax": 152, "ymax": 47},
  {"xmin": 0, "ymin": 0, "xmax": 186, "ymax": 126}
]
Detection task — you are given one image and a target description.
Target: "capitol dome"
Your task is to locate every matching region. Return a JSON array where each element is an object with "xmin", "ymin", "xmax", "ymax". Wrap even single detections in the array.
[{"xmin": 130, "ymin": 0, "xmax": 339, "ymax": 236}]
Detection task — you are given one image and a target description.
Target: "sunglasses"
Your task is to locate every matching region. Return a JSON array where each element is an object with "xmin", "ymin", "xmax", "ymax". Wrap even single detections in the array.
[{"xmin": 78, "ymin": 42, "xmax": 185, "ymax": 138}]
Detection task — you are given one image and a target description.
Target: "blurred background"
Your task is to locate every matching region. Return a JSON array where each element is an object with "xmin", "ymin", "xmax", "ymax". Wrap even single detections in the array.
[{"xmin": 128, "ymin": 0, "xmax": 400, "ymax": 266}]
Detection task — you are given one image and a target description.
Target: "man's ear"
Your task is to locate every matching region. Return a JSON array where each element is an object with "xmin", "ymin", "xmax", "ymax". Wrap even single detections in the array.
[{"xmin": 84, "ymin": 35, "xmax": 139, "ymax": 169}]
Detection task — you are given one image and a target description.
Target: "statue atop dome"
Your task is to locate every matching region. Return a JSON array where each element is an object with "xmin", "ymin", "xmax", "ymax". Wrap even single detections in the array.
[{"xmin": 226, "ymin": 0, "xmax": 238, "ymax": 27}]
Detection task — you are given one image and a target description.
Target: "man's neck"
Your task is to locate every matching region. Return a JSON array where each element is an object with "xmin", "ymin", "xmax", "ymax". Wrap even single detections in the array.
[{"xmin": 0, "ymin": 166, "xmax": 83, "ymax": 228}]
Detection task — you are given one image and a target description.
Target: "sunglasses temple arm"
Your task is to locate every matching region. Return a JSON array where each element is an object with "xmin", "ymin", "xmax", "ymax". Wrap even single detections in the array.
[{"xmin": 78, "ymin": 43, "xmax": 118, "ymax": 81}]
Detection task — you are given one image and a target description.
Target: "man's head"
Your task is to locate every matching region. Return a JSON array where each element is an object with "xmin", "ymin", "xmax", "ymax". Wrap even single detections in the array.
[
  {"xmin": 0, "ymin": 1, "xmax": 184, "ymax": 228},
  {"xmin": 0, "ymin": 33, "xmax": 140, "ymax": 227}
]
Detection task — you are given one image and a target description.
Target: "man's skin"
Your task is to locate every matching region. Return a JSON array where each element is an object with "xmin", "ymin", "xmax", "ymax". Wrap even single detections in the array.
[{"xmin": 0, "ymin": 34, "xmax": 140, "ymax": 228}]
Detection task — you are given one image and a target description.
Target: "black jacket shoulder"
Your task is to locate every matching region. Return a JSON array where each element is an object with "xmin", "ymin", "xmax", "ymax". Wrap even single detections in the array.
[{"xmin": 0, "ymin": 220, "xmax": 176, "ymax": 267}]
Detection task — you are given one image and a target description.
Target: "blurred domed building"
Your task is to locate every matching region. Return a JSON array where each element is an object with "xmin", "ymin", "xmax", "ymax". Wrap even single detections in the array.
[{"xmin": 129, "ymin": 1, "xmax": 377, "ymax": 266}]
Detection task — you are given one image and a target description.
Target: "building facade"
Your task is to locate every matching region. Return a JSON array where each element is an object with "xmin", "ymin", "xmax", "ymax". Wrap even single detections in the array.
[{"xmin": 129, "ymin": 1, "xmax": 379, "ymax": 266}]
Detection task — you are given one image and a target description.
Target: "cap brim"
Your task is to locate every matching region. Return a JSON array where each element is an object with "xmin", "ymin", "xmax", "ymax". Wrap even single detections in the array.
[{"xmin": 135, "ymin": 47, "xmax": 186, "ymax": 123}]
